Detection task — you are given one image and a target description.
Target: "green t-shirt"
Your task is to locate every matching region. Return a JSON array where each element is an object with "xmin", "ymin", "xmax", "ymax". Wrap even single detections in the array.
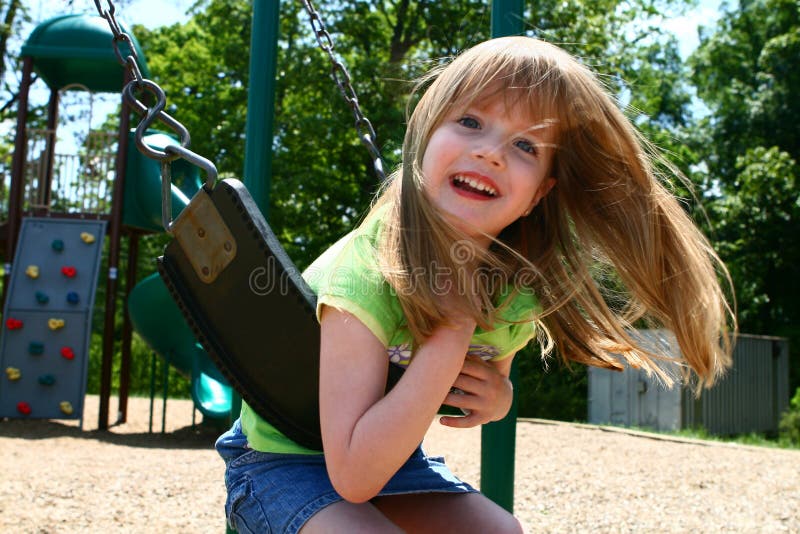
[{"xmin": 240, "ymin": 211, "xmax": 539, "ymax": 454}]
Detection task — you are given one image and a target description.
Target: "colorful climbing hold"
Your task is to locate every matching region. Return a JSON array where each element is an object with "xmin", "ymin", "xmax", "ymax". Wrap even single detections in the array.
[
  {"xmin": 60, "ymin": 347, "xmax": 75, "ymax": 360},
  {"xmin": 5, "ymin": 318, "xmax": 23, "ymax": 330},
  {"xmin": 5, "ymin": 367, "xmax": 21, "ymax": 381},
  {"xmin": 25, "ymin": 265, "xmax": 40, "ymax": 279},
  {"xmin": 80, "ymin": 232, "xmax": 96, "ymax": 244},
  {"xmin": 35, "ymin": 290, "xmax": 50, "ymax": 304},
  {"xmin": 16, "ymin": 401, "xmax": 31, "ymax": 415},
  {"xmin": 59, "ymin": 401, "xmax": 74, "ymax": 415},
  {"xmin": 48, "ymin": 318, "xmax": 65, "ymax": 330},
  {"xmin": 61, "ymin": 266, "xmax": 77, "ymax": 278},
  {"xmin": 66, "ymin": 291, "xmax": 80, "ymax": 304},
  {"xmin": 28, "ymin": 341, "xmax": 44, "ymax": 355},
  {"xmin": 51, "ymin": 239, "xmax": 64, "ymax": 252},
  {"xmin": 38, "ymin": 374, "xmax": 55, "ymax": 386}
]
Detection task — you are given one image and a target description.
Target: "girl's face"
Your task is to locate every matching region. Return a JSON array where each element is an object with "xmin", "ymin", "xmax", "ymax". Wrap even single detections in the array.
[{"xmin": 421, "ymin": 96, "xmax": 557, "ymax": 248}]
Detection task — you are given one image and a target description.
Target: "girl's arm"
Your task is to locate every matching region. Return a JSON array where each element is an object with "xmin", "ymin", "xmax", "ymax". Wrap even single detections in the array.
[
  {"xmin": 318, "ymin": 305, "xmax": 475, "ymax": 503},
  {"xmin": 439, "ymin": 355, "xmax": 515, "ymax": 428}
]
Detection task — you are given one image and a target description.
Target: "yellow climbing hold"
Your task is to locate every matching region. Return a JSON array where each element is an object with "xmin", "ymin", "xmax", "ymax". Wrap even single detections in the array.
[
  {"xmin": 5, "ymin": 367, "xmax": 21, "ymax": 380},
  {"xmin": 25, "ymin": 265, "xmax": 39, "ymax": 279},
  {"xmin": 59, "ymin": 401, "xmax": 74, "ymax": 415},
  {"xmin": 48, "ymin": 318, "xmax": 65, "ymax": 330},
  {"xmin": 80, "ymin": 232, "xmax": 96, "ymax": 244}
]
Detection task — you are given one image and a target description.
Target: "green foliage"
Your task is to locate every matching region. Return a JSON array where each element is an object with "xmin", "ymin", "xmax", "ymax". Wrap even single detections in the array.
[
  {"xmin": 136, "ymin": 0, "xmax": 695, "ymax": 268},
  {"xmin": 779, "ymin": 387, "xmax": 800, "ymax": 446},
  {"xmin": 689, "ymin": 0, "xmax": 800, "ymax": 390},
  {"xmin": 517, "ymin": 345, "xmax": 588, "ymax": 421}
]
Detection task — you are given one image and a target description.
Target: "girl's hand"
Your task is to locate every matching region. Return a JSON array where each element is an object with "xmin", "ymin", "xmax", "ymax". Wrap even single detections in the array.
[{"xmin": 439, "ymin": 355, "xmax": 513, "ymax": 428}]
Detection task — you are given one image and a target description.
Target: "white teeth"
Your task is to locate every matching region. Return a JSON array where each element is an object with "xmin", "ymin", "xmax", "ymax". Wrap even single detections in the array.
[{"xmin": 453, "ymin": 174, "xmax": 497, "ymax": 196}]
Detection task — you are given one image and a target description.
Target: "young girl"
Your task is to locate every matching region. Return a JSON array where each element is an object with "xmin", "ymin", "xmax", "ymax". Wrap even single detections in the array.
[{"xmin": 216, "ymin": 36, "xmax": 734, "ymax": 533}]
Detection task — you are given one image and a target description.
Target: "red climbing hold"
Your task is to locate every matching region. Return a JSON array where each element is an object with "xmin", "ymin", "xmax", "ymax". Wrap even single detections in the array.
[
  {"xmin": 16, "ymin": 401, "xmax": 32, "ymax": 415},
  {"xmin": 60, "ymin": 347, "xmax": 75, "ymax": 360},
  {"xmin": 5, "ymin": 318, "xmax": 23, "ymax": 330},
  {"xmin": 61, "ymin": 266, "xmax": 77, "ymax": 278}
]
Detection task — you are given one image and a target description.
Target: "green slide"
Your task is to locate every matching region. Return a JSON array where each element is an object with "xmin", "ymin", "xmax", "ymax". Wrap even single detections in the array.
[{"xmin": 124, "ymin": 131, "xmax": 232, "ymax": 420}]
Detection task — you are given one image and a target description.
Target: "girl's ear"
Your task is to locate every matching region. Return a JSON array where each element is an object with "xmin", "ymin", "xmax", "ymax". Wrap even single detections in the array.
[{"xmin": 524, "ymin": 177, "xmax": 556, "ymax": 216}]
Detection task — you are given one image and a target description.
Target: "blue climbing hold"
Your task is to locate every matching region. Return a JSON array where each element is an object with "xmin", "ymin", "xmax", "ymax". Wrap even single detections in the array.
[
  {"xmin": 66, "ymin": 291, "xmax": 80, "ymax": 304},
  {"xmin": 38, "ymin": 374, "xmax": 56, "ymax": 386}
]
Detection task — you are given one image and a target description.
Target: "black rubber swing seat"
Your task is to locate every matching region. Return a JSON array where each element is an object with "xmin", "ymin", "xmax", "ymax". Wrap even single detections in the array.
[{"xmin": 157, "ymin": 178, "xmax": 405, "ymax": 451}]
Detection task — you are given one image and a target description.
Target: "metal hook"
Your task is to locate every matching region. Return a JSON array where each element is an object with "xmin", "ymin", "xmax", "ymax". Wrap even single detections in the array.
[{"xmin": 160, "ymin": 144, "xmax": 219, "ymax": 232}]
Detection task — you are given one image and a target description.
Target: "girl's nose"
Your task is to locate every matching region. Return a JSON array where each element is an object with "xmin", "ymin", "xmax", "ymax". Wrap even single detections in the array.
[{"xmin": 472, "ymin": 139, "xmax": 505, "ymax": 167}]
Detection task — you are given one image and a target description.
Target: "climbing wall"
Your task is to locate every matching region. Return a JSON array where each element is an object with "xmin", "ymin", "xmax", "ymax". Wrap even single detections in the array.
[{"xmin": 0, "ymin": 218, "xmax": 106, "ymax": 423}]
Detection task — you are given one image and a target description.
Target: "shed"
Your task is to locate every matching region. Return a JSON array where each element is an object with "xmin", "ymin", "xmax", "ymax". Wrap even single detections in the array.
[{"xmin": 588, "ymin": 330, "xmax": 790, "ymax": 436}]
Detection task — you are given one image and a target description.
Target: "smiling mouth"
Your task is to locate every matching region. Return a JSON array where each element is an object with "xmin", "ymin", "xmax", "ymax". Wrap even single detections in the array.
[{"xmin": 451, "ymin": 174, "xmax": 498, "ymax": 197}]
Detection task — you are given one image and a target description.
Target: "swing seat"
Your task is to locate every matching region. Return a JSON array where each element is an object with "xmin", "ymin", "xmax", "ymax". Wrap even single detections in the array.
[{"xmin": 157, "ymin": 178, "xmax": 405, "ymax": 450}]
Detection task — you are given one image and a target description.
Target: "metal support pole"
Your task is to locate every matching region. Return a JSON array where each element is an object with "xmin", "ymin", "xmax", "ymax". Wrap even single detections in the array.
[
  {"xmin": 491, "ymin": 0, "xmax": 525, "ymax": 37},
  {"xmin": 228, "ymin": 0, "xmax": 281, "ymax": 432},
  {"xmin": 118, "ymin": 232, "xmax": 140, "ymax": 423},
  {"xmin": 243, "ymin": 0, "xmax": 280, "ymax": 217},
  {"xmin": 3, "ymin": 56, "xmax": 33, "ymax": 308},
  {"xmin": 481, "ymin": 0, "xmax": 526, "ymax": 514},
  {"xmin": 98, "ymin": 79, "xmax": 133, "ymax": 430},
  {"xmin": 42, "ymin": 89, "xmax": 59, "ymax": 211}
]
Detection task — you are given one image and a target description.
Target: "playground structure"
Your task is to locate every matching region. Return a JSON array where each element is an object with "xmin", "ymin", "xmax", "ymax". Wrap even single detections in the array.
[{"xmin": 0, "ymin": 14, "xmax": 232, "ymax": 426}]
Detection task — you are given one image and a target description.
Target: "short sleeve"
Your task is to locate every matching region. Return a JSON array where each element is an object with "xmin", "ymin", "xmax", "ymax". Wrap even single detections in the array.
[
  {"xmin": 494, "ymin": 320, "xmax": 536, "ymax": 360},
  {"xmin": 302, "ymin": 224, "xmax": 402, "ymax": 347},
  {"xmin": 490, "ymin": 289, "xmax": 540, "ymax": 360}
]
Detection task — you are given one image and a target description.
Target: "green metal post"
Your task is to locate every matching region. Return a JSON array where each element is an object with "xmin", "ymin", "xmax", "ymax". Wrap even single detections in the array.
[
  {"xmin": 491, "ymin": 0, "xmax": 525, "ymax": 38},
  {"xmin": 230, "ymin": 0, "xmax": 281, "ymax": 422},
  {"xmin": 481, "ymin": 0, "xmax": 525, "ymax": 514},
  {"xmin": 232, "ymin": 0, "xmax": 280, "ymax": 425},
  {"xmin": 226, "ymin": 5, "xmax": 280, "ymax": 531},
  {"xmin": 243, "ymin": 0, "xmax": 280, "ymax": 217}
]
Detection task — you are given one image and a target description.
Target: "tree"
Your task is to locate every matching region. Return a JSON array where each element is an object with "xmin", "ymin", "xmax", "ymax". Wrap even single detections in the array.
[
  {"xmin": 138, "ymin": 0, "xmax": 694, "ymax": 264},
  {"xmin": 689, "ymin": 0, "xmax": 800, "ymax": 389}
]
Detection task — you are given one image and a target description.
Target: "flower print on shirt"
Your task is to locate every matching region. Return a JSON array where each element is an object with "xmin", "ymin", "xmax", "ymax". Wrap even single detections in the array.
[{"xmin": 386, "ymin": 344, "xmax": 499, "ymax": 368}]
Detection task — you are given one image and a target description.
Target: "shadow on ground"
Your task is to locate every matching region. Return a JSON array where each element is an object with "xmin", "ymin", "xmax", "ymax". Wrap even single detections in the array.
[{"xmin": 0, "ymin": 417, "xmax": 225, "ymax": 449}]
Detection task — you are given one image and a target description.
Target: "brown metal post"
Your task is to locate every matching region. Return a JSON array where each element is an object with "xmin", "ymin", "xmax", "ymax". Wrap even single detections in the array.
[
  {"xmin": 118, "ymin": 231, "xmax": 139, "ymax": 423},
  {"xmin": 3, "ymin": 56, "xmax": 33, "ymax": 306},
  {"xmin": 98, "ymin": 86, "xmax": 132, "ymax": 430},
  {"xmin": 41, "ymin": 88, "xmax": 60, "ymax": 211}
]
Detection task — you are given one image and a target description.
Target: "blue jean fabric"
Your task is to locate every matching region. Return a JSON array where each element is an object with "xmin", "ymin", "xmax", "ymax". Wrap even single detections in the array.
[{"xmin": 216, "ymin": 419, "xmax": 476, "ymax": 534}]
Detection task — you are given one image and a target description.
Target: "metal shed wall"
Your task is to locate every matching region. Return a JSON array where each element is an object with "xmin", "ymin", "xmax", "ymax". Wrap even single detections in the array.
[
  {"xmin": 587, "ymin": 330, "xmax": 682, "ymax": 432},
  {"xmin": 588, "ymin": 332, "xmax": 790, "ymax": 436},
  {"xmin": 682, "ymin": 335, "xmax": 790, "ymax": 436}
]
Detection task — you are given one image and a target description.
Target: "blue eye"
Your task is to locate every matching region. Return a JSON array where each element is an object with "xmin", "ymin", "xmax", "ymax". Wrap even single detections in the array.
[
  {"xmin": 457, "ymin": 116, "xmax": 480, "ymax": 129},
  {"xmin": 514, "ymin": 139, "xmax": 537, "ymax": 155}
]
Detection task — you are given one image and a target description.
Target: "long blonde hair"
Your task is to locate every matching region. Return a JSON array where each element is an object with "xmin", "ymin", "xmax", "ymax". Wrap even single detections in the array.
[{"xmin": 368, "ymin": 36, "xmax": 734, "ymax": 388}]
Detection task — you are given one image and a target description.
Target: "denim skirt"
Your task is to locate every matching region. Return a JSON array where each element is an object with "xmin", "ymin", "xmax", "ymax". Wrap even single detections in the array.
[{"xmin": 215, "ymin": 419, "xmax": 477, "ymax": 534}]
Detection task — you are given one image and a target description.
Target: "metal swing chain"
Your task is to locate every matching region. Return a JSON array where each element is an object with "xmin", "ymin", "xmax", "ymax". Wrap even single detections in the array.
[
  {"xmin": 93, "ymin": 0, "xmax": 218, "ymax": 232},
  {"xmin": 299, "ymin": 0, "xmax": 386, "ymax": 181}
]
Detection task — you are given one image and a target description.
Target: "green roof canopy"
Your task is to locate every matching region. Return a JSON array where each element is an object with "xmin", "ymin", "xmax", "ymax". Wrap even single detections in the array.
[{"xmin": 21, "ymin": 13, "xmax": 150, "ymax": 93}]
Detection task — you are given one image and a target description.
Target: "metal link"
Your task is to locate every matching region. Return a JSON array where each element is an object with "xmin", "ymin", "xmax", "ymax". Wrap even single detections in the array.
[
  {"xmin": 123, "ymin": 80, "xmax": 191, "ymax": 156},
  {"xmin": 300, "ymin": 0, "xmax": 387, "ymax": 181}
]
